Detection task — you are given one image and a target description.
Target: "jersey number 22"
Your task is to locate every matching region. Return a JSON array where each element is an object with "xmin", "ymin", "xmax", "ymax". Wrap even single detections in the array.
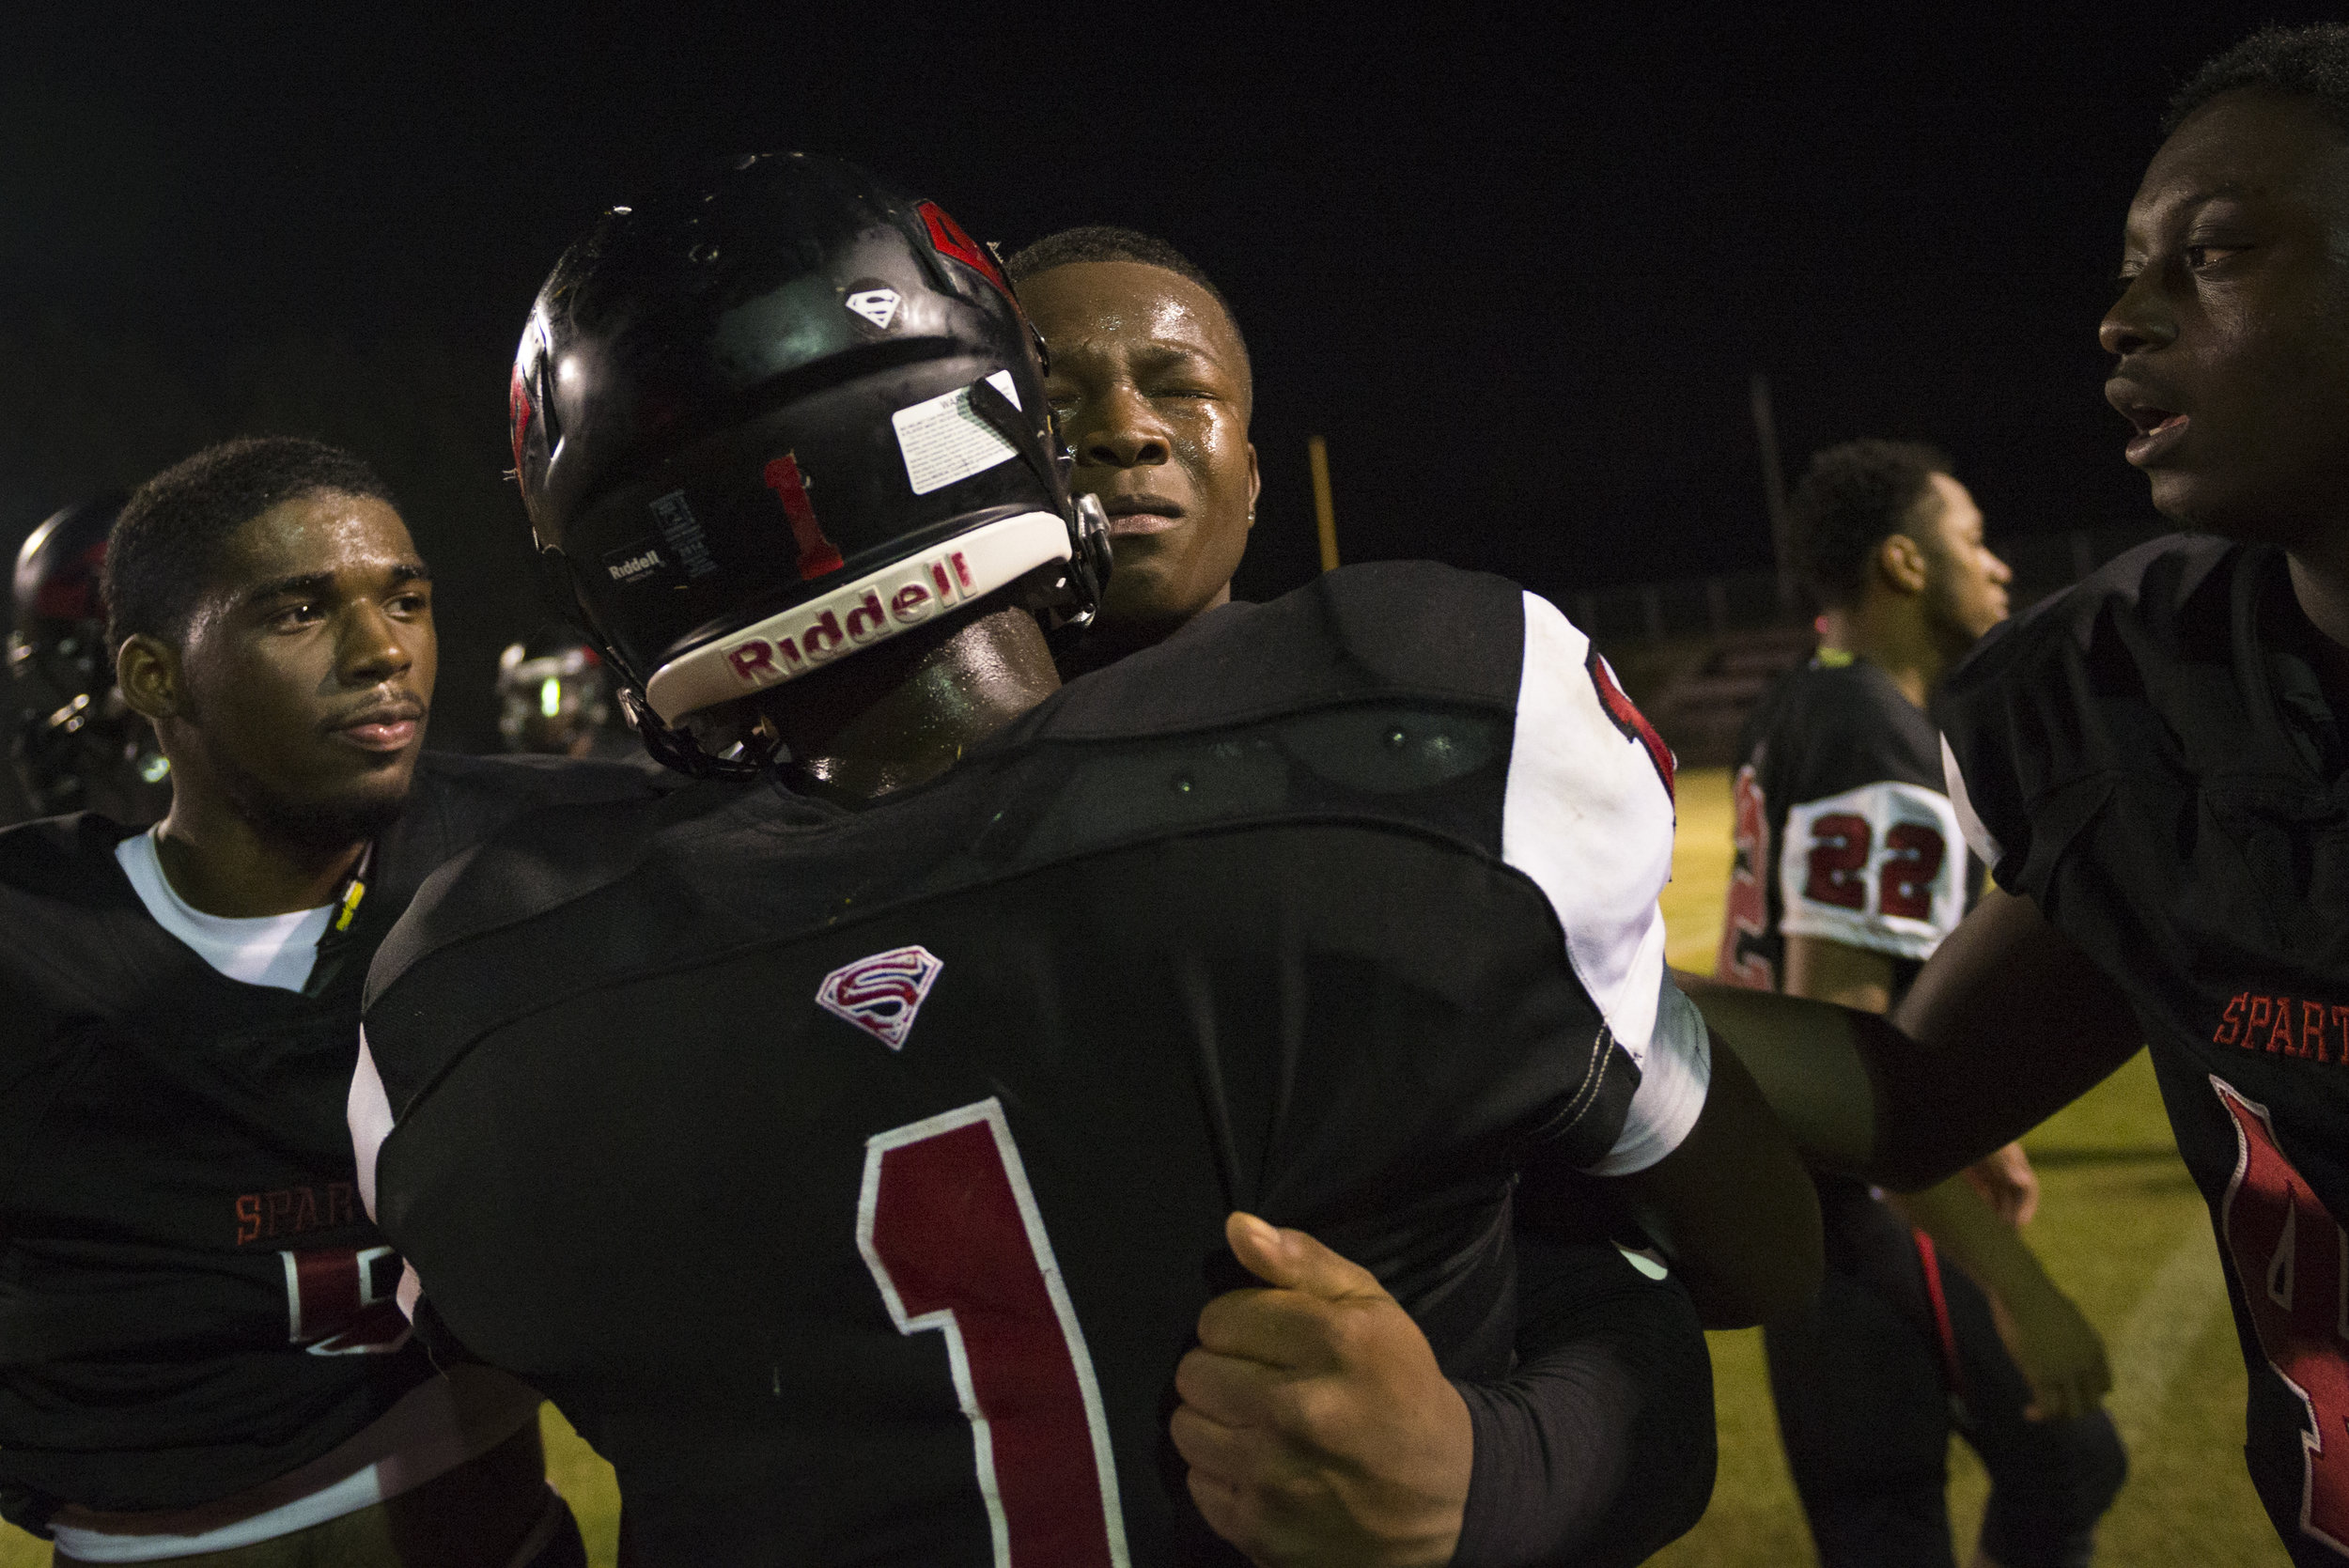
[{"xmin": 860, "ymin": 1098, "xmax": 1131, "ymax": 1566}]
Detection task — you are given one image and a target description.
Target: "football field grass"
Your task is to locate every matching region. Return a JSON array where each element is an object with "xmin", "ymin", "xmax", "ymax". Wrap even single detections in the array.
[{"xmin": 0, "ymin": 767, "xmax": 2288, "ymax": 1566}]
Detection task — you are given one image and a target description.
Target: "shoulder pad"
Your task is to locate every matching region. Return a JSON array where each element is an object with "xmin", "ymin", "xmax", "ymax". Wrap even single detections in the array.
[
  {"xmin": 1937, "ymin": 533, "xmax": 2238, "ymax": 894},
  {"xmin": 365, "ymin": 779, "xmax": 741, "ymax": 1014},
  {"xmin": 1034, "ymin": 562, "xmax": 1528, "ymax": 740}
]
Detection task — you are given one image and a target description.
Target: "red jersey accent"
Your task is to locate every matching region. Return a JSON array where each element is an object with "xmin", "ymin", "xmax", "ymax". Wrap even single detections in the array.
[
  {"xmin": 1716, "ymin": 764, "xmax": 1775, "ymax": 989},
  {"xmin": 1582, "ymin": 646, "xmax": 1674, "ymax": 801},
  {"xmin": 2216, "ymin": 1077, "xmax": 2349, "ymax": 1556}
]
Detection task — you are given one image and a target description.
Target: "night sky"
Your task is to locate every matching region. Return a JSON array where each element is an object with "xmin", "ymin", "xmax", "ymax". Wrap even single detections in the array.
[{"xmin": 2, "ymin": 5, "xmax": 2334, "ymax": 748}]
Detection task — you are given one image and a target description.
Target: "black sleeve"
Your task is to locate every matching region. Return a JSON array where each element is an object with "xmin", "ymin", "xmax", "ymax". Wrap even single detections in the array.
[
  {"xmin": 1934, "ymin": 533, "xmax": 2228, "ymax": 901},
  {"xmin": 1448, "ymin": 1237, "xmax": 1715, "ymax": 1568}
]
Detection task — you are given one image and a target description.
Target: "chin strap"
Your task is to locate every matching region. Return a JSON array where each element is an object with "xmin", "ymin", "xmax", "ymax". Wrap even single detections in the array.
[
  {"xmin": 542, "ymin": 544, "xmax": 772, "ymax": 783},
  {"xmin": 1036, "ymin": 493, "xmax": 1112, "ymax": 652},
  {"xmin": 614, "ymin": 687, "xmax": 776, "ymax": 782},
  {"xmin": 962, "ymin": 378, "xmax": 1112, "ymax": 647}
]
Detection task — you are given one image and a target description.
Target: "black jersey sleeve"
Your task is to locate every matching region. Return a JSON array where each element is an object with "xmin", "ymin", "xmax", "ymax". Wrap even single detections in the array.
[
  {"xmin": 1936, "ymin": 535, "xmax": 2231, "ymax": 903},
  {"xmin": 1451, "ymin": 1239, "xmax": 1713, "ymax": 1568}
]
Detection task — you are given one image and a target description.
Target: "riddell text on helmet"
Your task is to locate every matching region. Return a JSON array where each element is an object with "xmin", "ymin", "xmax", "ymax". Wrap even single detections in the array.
[{"xmin": 723, "ymin": 549, "xmax": 979, "ymax": 689}]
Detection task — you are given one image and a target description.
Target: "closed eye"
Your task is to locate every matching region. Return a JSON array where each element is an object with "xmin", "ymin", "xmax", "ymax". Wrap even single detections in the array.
[{"xmin": 2185, "ymin": 243, "xmax": 2248, "ymax": 270}]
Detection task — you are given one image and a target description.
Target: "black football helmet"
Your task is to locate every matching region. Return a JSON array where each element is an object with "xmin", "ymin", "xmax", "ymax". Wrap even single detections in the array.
[
  {"xmin": 509, "ymin": 151, "xmax": 1110, "ymax": 775},
  {"xmin": 496, "ymin": 627, "xmax": 620, "ymax": 757},
  {"xmin": 7, "ymin": 494, "xmax": 172, "ymax": 821}
]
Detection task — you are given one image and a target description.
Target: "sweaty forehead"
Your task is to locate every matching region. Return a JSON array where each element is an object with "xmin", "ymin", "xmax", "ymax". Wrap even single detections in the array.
[
  {"xmin": 1022, "ymin": 261, "xmax": 1245, "ymax": 372},
  {"xmin": 2136, "ymin": 91, "xmax": 2349, "ymax": 226},
  {"xmin": 216, "ymin": 491, "xmax": 421, "ymax": 593}
]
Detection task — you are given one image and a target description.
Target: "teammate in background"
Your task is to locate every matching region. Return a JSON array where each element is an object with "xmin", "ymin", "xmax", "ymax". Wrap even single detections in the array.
[
  {"xmin": 8, "ymin": 495, "xmax": 172, "ymax": 826},
  {"xmin": 1011, "ymin": 225, "xmax": 1721, "ymax": 1565},
  {"xmin": 495, "ymin": 628, "xmax": 658, "ymax": 767},
  {"xmin": 1684, "ymin": 25, "xmax": 2349, "ymax": 1566},
  {"xmin": 0, "ymin": 437, "xmax": 661, "ymax": 1566},
  {"xmin": 1717, "ymin": 440, "xmax": 2123, "ymax": 1568},
  {"xmin": 356, "ymin": 154, "xmax": 1820, "ymax": 1568}
]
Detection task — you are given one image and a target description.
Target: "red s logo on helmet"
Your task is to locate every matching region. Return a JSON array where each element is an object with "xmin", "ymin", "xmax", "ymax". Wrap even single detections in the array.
[{"xmin": 917, "ymin": 201, "xmax": 1012, "ymax": 303}]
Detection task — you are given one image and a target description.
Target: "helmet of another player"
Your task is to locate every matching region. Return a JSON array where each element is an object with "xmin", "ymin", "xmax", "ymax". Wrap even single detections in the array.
[
  {"xmin": 8, "ymin": 494, "xmax": 172, "ymax": 818},
  {"xmin": 496, "ymin": 629, "xmax": 617, "ymax": 756},
  {"xmin": 509, "ymin": 152, "xmax": 1111, "ymax": 775}
]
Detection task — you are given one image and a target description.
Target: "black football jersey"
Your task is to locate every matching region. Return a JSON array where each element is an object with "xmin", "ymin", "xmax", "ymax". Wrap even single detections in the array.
[
  {"xmin": 0, "ymin": 752, "xmax": 666, "ymax": 1532},
  {"xmin": 1940, "ymin": 536, "xmax": 2349, "ymax": 1565},
  {"xmin": 1716, "ymin": 653, "xmax": 1971, "ymax": 999},
  {"xmin": 358, "ymin": 562, "xmax": 1712, "ymax": 1568}
]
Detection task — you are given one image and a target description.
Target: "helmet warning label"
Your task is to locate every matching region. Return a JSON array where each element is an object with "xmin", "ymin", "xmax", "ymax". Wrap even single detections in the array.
[
  {"xmin": 647, "ymin": 490, "xmax": 721, "ymax": 579},
  {"xmin": 892, "ymin": 371, "xmax": 1022, "ymax": 496}
]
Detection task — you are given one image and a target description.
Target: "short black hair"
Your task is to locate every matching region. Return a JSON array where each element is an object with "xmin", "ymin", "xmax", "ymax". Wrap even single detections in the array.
[
  {"xmin": 2164, "ymin": 23, "xmax": 2349, "ymax": 137},
  {"xmin": 1005, "ymin": 225, "xmax": 1251, "ymax": 387},
  {"xmin": 1787, "ymin": 439, "xmax": 1952, "ymax": 610},
  {"xmin": 105, "ymin": 437, "xmax": 399, "ymax": 654}
]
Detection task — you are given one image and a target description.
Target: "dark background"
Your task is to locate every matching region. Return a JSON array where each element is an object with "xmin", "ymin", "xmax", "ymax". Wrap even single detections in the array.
[{"xmin": 1, "ymin": 5, "xmax": 2331, "ymax": 750}]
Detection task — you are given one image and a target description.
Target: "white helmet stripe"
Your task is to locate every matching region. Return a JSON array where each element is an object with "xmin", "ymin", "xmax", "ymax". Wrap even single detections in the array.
[{"xmin": 642, "ymin": 510, "xmax": 1074, "ymax": 723}]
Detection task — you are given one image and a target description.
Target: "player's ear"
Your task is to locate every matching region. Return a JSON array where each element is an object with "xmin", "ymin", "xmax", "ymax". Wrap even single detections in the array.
[
  {"xmin": 117, "ymin": 633, "xmax": 188, "ymax": 725},
  {"xmin": 1245, "ymin": 442, "xmax": 1260, "ymax": 530},
  {"xmin": 1875, "ymin": 533, "xmax": 1930, "ymax": 598}
]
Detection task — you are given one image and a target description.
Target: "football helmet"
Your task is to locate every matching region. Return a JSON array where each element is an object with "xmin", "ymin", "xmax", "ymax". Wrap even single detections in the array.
[
  {"xmin": 508, "ymin": 151, "xmax": 1109, "ymax": 775},
  {"xmin": 8, "ymin": 494, "xmax": 172, "ymax": 820},
  {"xmin": 496, "ymin": 628, "xmax": 621, "ymax": 757}
]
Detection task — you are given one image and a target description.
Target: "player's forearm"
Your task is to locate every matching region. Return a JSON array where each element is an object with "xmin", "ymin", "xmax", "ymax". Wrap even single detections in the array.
[
  {"xmin": 1448, "ymin": 1240, "xmax": 1714, "ymax": 1568},
  {"xmin": 1678, "ymin": 966, "xmax": 2123, "ymax": 1192},
  {"xmin": 1672, "ymin": 972, "xmax": 1883, "ymax": 1174},
  {"xmin": 1879, "ymin": 1175, "xmax": 2055, "ymax": 1309},
  {"xmin": 1604, "ymin": 1040, "xmax": 1821, "ymax": 1327}
]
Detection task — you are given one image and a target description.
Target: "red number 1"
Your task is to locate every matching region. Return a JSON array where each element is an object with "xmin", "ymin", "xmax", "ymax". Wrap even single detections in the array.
[
  {"xmin": 859, "ymin": 1099, "xmax": 1129, "ymax": 1567},
  {"xmin": 2216, "ymin": 1076, "xmax": 2349, "ymax": 1555},
  {"xmin": 281, "ymin": 1246, "xmax": 411, "ymax": 1356},
  {"xmin": 762, "ymin": 454, "xmax": 848, "ymax": 581}
]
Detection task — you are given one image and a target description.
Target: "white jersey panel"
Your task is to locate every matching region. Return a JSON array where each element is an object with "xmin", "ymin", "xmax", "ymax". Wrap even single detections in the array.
[
  {"xmin": 350, "ymin": 1031, "xmax": 393, "ymax": 1224},
  {"xmin": 1776, "ymin": 777, "xmax": 1967, "ymax": 960},
  {"xmin": 1502, "ymin": 590, "xmax": 1708, "ymax": 1173},
  {"xmin": 1941, "ymin": 733, "xmax": 2005, "ymax": 870}
]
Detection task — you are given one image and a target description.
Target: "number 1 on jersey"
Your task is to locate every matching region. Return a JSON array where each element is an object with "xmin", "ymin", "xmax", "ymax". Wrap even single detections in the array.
[{"xmin": 859, "ymin": 1099, "xmax": 1130, "ymax": 1567}]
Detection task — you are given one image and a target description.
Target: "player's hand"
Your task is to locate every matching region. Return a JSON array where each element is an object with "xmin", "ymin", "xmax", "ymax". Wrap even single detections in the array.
[
  {"xmin": 1170, "ymin": 1213, "xmax": 1471, "ymax": 1568},
  {"xmin": 1962, "ymin": 1142, "xmax": 2041, "ymax": 1227},
  {"xmin": 1985, "ymin": 1272, "xmax": 2111, "ymax": 1422}
]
